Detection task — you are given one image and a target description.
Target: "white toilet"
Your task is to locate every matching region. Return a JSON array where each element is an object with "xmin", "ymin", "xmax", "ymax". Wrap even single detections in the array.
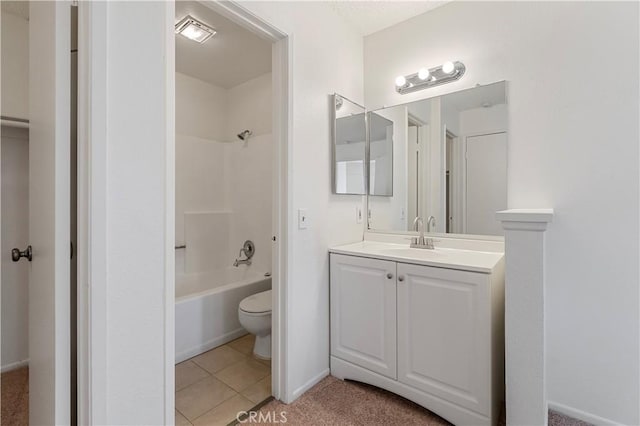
[{"xmin": 238, "ymin": 289, "xmax": 272, "ymax": 360}]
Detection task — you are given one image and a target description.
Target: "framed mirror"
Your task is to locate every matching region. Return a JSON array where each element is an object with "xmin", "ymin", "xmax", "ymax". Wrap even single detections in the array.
[
  {"xmin": 367, "ymin": 81, "xmax": 507, "ymax": 237},
  {"xmin": 332, "ymin": 94, "xmax": 366, "ymax": 195}
]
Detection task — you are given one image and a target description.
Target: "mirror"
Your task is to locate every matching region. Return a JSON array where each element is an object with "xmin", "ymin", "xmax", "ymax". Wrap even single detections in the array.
[
  {"xmin": 368, "ymin": 112, "xmax": 394, "ymax": 196},
  {"xmin": 333, "ymin": 94, "xmax": 366, "ymax": 195},
  {"xmin": 368, "ymin": 81, "xmax": 507, "ymax": 237}
]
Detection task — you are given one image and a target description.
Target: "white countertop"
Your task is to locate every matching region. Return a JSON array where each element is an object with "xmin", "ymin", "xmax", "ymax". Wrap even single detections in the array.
[{"xmin": 329, "ymin": 240, "xmax": 504, "ymax": 274}]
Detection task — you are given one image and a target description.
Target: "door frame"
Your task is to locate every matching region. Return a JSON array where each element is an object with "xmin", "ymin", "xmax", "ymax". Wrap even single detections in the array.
[
  {"xmin": 76, "ymin": 2, "xmax": 108, "ymax": 423},
  {"xmin": 200, "ymin": 0, "xmax": 292, "ymax": 405},
  {"xmin": 76, "ymin": 1, "xmax": 292, "ymax": 422}
]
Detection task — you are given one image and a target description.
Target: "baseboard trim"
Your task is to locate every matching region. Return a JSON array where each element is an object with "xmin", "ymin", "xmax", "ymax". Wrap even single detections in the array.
[
  {"xmin": 548, "ymin": 401, "xmax": 623, "ymax": 426},
  {"xmin": 290, "ymin": 368, "xmax": 330, "ymax": 402},
  {"xmin": 175, "ymin": 329, "xmax": 249, "ymax": 364},
  {"xmin": 1, "ymin": 359, "xmax": 29, "ymax": 373}
]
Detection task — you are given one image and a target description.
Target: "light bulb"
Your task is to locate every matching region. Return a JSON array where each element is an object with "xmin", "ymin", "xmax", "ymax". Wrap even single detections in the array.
[
  {"xmin": 442, "ymin": 61, "xmax": 455, "ymax": 74},
  {"xmin": 418, "ymin": 68, "xmax": 430, "ymax": 80},
  {"xmin": 395, "ymin": 75, "xmax": 407, "ymax": 87}
]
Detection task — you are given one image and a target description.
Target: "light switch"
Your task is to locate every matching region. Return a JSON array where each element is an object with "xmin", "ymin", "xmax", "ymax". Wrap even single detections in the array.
[{"xmin": 298, "ymin": 208, "xmax": 309, "ymax": 229}]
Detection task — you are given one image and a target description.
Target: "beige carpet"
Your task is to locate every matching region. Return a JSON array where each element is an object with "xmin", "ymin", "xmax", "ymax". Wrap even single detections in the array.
[
  {"xmin": 250, "ymin": 376, "xmax": 452, "ymax": 425},
  {"xmin": 1, "ymin": 366, "xmax": 29, "ymax": 426}
]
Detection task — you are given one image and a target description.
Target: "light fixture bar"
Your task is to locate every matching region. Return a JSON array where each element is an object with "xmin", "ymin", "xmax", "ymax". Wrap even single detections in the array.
[
  {"xmin": 395, "ymin": 61, "xmax": 466, "ymax": 94},
  {"xmin": 175, "ymin": 15, "xmax": 216, "ymax": 43}
]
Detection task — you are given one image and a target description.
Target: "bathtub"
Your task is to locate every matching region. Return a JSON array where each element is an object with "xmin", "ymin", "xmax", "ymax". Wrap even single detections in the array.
[{"xmin": 175, "ymin": 268, "xmax": 271, "ymax": 363}]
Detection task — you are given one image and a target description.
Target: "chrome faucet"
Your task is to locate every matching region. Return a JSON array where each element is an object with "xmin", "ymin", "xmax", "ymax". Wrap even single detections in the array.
[
  {"xmin": 427, "ymin": 216, "xmax": 436, "ymax": 233},
  {"xmin": 233, "ymin": 240, "xmax": 255, "ymax": 267},
  {"xmin": 410, "ymin": 216, "xmax": 436, "ymax": 250}
]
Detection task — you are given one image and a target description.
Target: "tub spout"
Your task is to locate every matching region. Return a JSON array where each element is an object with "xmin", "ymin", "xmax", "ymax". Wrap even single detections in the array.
[
  {"xmin": 233, "ymin": 240, "xmax": 255, "ymax": 267},
  {"xmin": 233, "ymin": 257, "xmax": 252, "ymax": 267}
]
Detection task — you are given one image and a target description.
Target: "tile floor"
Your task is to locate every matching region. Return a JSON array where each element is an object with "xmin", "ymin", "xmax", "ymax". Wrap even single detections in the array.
[{"xmin": 175, "ymin": 334, "xmax": 271, "ymax": 426}]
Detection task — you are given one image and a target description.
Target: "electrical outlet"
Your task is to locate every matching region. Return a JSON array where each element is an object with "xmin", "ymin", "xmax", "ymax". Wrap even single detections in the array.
[
  {"xmin": 298, "ymin": 208, "xmax": 309, "ymax": 229},
  {"xmin": 356, "ymin": 206, "xmax": 363, "ymax": 224}
]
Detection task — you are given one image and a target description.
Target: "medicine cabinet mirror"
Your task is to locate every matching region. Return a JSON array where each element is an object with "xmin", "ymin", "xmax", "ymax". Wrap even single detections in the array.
[{"xmin": 332, "ymin": 94, "xmax": 366, "ymax": 195}]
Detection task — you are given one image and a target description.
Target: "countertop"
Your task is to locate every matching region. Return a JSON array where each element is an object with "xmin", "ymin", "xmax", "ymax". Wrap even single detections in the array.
[{"xmin": 329, "ymin": 240, "xmax": 504, "ymax": 274}]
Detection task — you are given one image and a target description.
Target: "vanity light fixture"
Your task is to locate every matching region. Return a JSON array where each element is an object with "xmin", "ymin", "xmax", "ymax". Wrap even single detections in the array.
[
  {"xmin": 395, "ymin": 61, "xmax": 466, "ymax": 94},
  {"xmin": 175, "ymin": 15, "xmax": 216, "ymax": 43}
]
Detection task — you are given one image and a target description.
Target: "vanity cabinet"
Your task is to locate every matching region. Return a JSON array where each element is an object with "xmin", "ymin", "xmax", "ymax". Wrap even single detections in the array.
[
  {"xmin": 329, "ymin": 255, "xmax": 397, "ymax": 379},
  {"xmin": 330, "ymin": 252, "xmax": 504, "ymax": 426}
]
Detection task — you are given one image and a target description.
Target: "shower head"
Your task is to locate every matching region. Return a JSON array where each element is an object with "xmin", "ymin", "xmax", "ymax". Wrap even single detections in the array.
[{"xmin": 237, "ymin": 130, "xmax": 252, "ymax": 141}]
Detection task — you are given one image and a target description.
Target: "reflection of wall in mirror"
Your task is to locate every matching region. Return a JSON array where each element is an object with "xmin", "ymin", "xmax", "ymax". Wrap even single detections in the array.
[
  {"xmin": 335, "ymin": 111, "xmax": 366, "ymax": 194},
  {"xmin": 368, "ymin": 107, "xmax": 407, "ymax": 230}
]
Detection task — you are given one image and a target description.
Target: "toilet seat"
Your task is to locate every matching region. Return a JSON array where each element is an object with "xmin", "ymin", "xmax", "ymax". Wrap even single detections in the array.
[{"xmin": 239, "ymin": 290, "xmax": 271, "ymax": 314}]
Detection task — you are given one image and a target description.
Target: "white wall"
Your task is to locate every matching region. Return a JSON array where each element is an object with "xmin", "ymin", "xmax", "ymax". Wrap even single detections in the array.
[
  {"xmin": 1, "ymin": 126, "xmax": 29, "ymax": 371},
  {"xmin": 1, "ymin": 11, "xmax": 29, "ymax": 119},
  {"xmin": 101, "ymin": 2, "xmax": 172, "ymax": 423},
  {"xmin": 364, "ymin": 2, "xmax": 639, "ymax": 424},
  {"xmin": 239, "ymin": 1, "xmax": 365, "ymax": 401}
]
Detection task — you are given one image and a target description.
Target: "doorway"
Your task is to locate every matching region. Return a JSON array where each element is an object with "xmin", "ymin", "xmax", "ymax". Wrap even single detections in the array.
[
  {"xmin": 1, "ymin": 3, "xmax": 78, "ymax": 425},
  {"xmin": 171, "ymin": 1, "xmax": 289, "ymax": 424}
]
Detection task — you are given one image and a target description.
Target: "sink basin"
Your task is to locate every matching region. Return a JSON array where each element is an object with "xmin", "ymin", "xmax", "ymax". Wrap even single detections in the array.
[{"xmin": 378, "ymin": 247, "xmax": 444, "ymax": 259}]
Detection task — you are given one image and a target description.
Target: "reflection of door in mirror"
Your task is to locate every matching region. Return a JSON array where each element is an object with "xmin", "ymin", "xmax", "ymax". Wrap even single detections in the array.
[
  {"xmin": 407, "ymin": 113, "xmax": 426, "ymax": 231},
  {"xmin": 367, "ymin": 81, "xmax": 507, "ymax": 237},
  {"xmin": 465, "ymin": 132, "xmax": 507, "ymax": 235}
]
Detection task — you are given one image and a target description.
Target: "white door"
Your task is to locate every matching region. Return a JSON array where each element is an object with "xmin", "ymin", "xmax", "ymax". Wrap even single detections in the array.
[
  {"xmin": 330, "ymin": 254, "xmax": 397, "ymax": 379},
  {"xmin": 465, "ymin": 132, "xmax": 507, "ymax": 236},
  {"xmin": 28, "ymin": 2, "xmax": 71, "ymax": 424},
  {"xmin": 397, "ymin": 263, "xmax": 491, "ymax": 415}
]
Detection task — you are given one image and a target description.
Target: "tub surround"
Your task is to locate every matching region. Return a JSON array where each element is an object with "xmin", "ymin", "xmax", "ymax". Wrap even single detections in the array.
[
  {"xmin": 329, "ymin": 232, "xmax": 504, "ymax": 425},
  {"xmin": 175, "ymin": 71, "xmax": 273, "ymax": 276}
]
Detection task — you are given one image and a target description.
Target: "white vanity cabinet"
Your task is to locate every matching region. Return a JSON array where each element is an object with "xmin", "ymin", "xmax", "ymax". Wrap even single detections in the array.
[
  {"xmin": 330, "ymin": 255, "xmax": 397, "ymax": 379},
  {"xmin": 330, "ymin": 251, "xmax": 504, "ymax": 426}
]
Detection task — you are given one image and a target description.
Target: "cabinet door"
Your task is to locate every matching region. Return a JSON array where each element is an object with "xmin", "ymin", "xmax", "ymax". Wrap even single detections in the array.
[
  {"xmin": 397, "ymin": 263, "xmax": 491, "ymax": 415},
  {"xmin": 330, "ymin": 254, "xmax": 397, "ymax": 379}
]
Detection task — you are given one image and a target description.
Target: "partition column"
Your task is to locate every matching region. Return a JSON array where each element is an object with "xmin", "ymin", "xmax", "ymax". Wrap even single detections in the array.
[{"xmin": 496, "ymin": 209, "xmax": 554, "ymax": 426}]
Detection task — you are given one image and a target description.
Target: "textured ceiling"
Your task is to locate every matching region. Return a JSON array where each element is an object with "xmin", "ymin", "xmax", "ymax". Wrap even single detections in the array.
[{"xmin": 328, "ymin": 0, "xmax": 450, "ymax": 36}]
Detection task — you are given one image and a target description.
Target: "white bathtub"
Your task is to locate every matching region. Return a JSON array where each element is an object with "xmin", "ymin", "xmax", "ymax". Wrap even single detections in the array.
[{"xmin": 175, "ymin": 268, "xmax": 271, "ymax": 363}]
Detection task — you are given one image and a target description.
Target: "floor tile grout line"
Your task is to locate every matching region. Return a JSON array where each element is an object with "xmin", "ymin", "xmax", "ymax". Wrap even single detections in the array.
[
  {"xmin": 175, "ymin": 371, "xmax": 213, "ymax": 393},
  {"xmin": 227, "ymin": 396, "xmax": 275, "ymax": 426},
  {"xmin": 193, "ymin": 356, "xmax": 248, "ymax": 376},
  {"xmin": 175, "ymin": 335, "xmax": 272, "ymax": 425},
  {"xmin": 188, "ymin": 389, "xmax": 242, "ymax": 424}
]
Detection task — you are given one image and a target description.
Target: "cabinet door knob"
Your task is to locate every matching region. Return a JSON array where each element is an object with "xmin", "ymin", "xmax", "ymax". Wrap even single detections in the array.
[
  {"xmin": 398, "ymin": 275, "xmax": 405, "ymax": 282},
  {"xmin": 386, "ymin": 273, "xmax": 393, "ymax": 279}
]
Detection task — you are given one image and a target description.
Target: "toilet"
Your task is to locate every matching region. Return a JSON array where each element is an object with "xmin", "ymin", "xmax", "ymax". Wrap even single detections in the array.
[{"xmin": 238, "ymin": 289, "xmax": 272, "ymax": 360}]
